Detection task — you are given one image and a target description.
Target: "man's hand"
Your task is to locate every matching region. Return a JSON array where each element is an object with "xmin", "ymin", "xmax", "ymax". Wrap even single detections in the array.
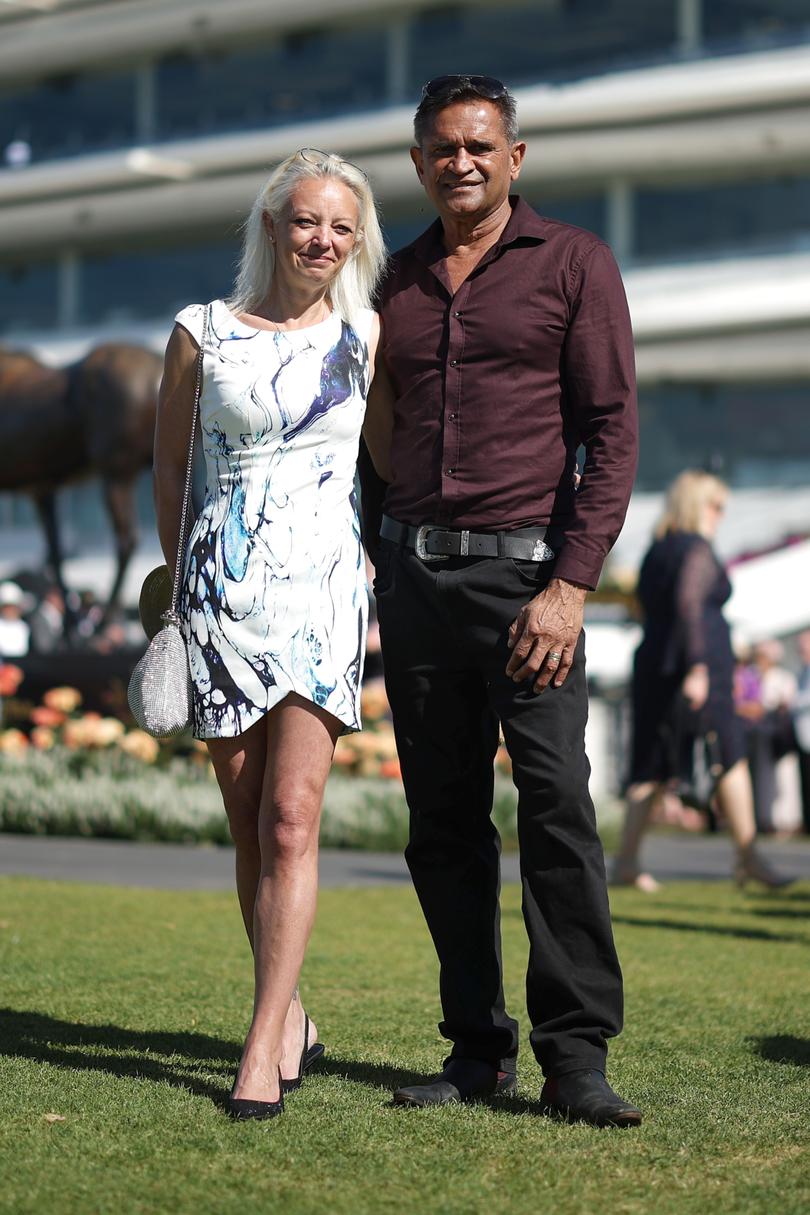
[{"xmin": 506, "ymin": 577, "xmax": 587, "ymax": 691}]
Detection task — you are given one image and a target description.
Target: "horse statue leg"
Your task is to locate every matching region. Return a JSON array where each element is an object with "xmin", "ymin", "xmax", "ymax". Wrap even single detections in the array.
[
  {"xmin": 99, "ymin": 473, "xmax": 138, "ymax": 629},
  {"xmin": 32, "ymin": 489, "xmax": 77, "ymax": 641}
]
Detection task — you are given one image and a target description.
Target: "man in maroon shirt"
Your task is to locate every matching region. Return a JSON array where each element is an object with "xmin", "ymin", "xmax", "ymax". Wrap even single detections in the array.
[{"xmin": 364, "ymin": 75, "xmax": 640, "ymax": 1126}]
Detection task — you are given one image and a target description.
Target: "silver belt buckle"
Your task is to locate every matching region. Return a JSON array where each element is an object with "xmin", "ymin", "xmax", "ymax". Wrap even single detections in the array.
[
  {"xmin": 530, "ymin": 538, "xmax": 555, "ymax": 562},
  {"xmin": 415, "ymin": 524, "xmax": 449, "ymax": 562}
]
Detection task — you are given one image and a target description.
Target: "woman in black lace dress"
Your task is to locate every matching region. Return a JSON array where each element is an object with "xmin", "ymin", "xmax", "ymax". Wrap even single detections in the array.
[{"xmin": 613, "ymin": 471, "xmax": 789, "ymax": 890}]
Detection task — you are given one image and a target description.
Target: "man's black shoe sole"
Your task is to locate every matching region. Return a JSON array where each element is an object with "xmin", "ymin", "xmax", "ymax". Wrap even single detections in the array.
[
  {"xmin": 540, "ymin": 1103, "xmax": 642, "ymax": 1128},
  {"xmin": 393, "ymin": 1073, "xmax": 517, "ymax": 1107}
]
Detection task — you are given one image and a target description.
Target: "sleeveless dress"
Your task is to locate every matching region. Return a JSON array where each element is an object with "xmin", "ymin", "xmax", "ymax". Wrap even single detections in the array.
[{"xmin": 173, "ymin": 298, "xmax": 374, "ymax": 739}]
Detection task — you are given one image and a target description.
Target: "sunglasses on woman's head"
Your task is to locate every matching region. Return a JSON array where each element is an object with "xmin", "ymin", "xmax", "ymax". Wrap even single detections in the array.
[
  {"xmin": 295, "ymin": 147, "xmax": 368, "ymax": 182},
  {"xmin": 420, "ymin": 75, "xmax": 508, "ymax": 100}
]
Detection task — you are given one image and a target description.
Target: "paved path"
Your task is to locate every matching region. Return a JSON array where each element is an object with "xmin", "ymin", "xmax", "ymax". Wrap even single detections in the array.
[{"xmin": 1, "ymin": 832, "xmax": 809, "ymax": 890}]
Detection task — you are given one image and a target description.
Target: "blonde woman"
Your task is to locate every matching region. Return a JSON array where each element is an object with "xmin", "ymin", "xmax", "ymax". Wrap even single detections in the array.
[
  {"xmin": 614, "ymin": 470, "xmax": 789, "ymax": 891},
  {"xmin": 154, "ymin": 150, "xmax": 390, "ymax": 1119}
]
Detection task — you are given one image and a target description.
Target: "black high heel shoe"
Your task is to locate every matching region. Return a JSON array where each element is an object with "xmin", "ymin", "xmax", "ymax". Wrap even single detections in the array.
[
  {"xmin": 280, "ymin": 1013, "xmax": 325, "ymax": 1094},
  {"xmin": 226, "ymin": 1069, "xmax": 284, "ymax": 1121}
]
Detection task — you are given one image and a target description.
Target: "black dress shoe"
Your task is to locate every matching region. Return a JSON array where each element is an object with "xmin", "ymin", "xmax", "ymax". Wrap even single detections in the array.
[
  {"xmin": 540, "ymin": 1069, "xmax": 642, "ymax": 1128},
  {"xmin": 393, "ymin": 1059, "xmax": 517, "ymax": 1107}
]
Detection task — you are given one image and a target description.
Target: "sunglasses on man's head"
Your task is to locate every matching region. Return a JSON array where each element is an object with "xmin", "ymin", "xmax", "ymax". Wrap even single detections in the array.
[{"xmin": 420, "ymin": 75, "xmax": 508, "ymax": 100}]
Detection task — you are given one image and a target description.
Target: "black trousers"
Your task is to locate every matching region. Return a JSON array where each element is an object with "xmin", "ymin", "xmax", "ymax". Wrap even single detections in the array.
[{"xmin": 374, "ymin": 542, "xmax": 624, "ymax": 1078}]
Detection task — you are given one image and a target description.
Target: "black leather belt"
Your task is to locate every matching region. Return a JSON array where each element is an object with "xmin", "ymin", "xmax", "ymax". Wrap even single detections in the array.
[{"xmin": 380, "ymin": 515, "xmax": 556, "ymax": 563}]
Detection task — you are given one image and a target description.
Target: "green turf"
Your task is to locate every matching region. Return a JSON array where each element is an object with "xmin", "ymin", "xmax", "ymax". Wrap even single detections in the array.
[{"xmin": 1, "ymin": 876, "xmax": 808, "ymax": 1215}]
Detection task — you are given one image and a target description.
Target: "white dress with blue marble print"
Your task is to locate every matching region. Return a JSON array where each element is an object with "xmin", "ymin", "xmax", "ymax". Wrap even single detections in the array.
[{"xmin": 174, "ymin": 298, "xmax": 373, "ymax": 739}]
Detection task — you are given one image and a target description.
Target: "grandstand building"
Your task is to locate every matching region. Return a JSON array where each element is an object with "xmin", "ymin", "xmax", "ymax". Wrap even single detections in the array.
[{"xmin": 1, "ymin": 0, "xmax": 809, "ymax": 563}]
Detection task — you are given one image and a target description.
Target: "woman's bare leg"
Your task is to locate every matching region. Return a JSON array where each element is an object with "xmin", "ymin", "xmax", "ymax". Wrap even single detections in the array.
[
  {"xmin": 232, "ymin": 693, "xmax": 341, "ymax": 1102},
  {"xmin": 615, "ymin": 781, "xmax": 658, "ymax": 870},
  {"xmin": 613, "ymin": 782, "xmax": 663, "ymax": 890},
  {"xmin": 207, "ymin": 709, "xmax": 323, "ymax": 1082},
  {"xmin": 713, "ymin": 759, "xmax": 756, "ymax": 852},
  {"xmin": 712, "ymin": 760, "xmax": 791, "ymax": 885},
  {"xmin": 207, "ymin": 717, "xmax": 266, "ymax": 944}
]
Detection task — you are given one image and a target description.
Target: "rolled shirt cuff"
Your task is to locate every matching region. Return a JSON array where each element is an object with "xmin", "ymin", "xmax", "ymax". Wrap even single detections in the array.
[{"xmin": 551, "ymin": 545, "xmax": 603, "ymax": 592}]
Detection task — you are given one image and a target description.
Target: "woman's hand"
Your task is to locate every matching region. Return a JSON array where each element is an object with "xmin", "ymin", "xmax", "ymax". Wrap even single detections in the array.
[{"xmin": 682, "ymin": 664, "xmax": 709, "ymax": 711}]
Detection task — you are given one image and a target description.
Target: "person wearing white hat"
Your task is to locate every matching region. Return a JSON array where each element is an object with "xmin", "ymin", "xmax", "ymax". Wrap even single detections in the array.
[{"xmin": 0, "ymin": 581, "xmax": 30, "ymax": 658}]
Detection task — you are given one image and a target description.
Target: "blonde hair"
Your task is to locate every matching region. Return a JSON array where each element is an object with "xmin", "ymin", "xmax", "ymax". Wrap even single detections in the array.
[
  {"xmin": 655, "ymin": 470, "xmax": 728, "ymax": 539},
  {"xmin": 227, "ymin": 150, "xmax": 386, "ymax": 329}
]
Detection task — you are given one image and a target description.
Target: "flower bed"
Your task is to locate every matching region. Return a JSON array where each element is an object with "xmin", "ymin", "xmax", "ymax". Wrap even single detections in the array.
[
  {"xmin": 0, "ymin": 667, "xmax": 523, "ymax": 849},
  {"xmin": 0, "ymin": 745, "xmax": 522, "ymax": 850}
]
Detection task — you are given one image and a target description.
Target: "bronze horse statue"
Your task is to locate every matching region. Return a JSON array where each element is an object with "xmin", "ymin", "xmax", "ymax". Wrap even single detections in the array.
[{"xmin": 0, "ymin": 342, "xmax": 162, "ymax": 635}]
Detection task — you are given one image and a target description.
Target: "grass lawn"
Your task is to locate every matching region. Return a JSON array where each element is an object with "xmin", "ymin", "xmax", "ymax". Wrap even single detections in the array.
[{"xmin": 1, "ymin": 875, "xmax": 809, "ymax": 1215}]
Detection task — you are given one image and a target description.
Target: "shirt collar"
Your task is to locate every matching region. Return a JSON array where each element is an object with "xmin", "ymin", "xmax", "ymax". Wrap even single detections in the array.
[{"xmin": 409, "ymin": 195, "xmax": 547, "ymax": 268}]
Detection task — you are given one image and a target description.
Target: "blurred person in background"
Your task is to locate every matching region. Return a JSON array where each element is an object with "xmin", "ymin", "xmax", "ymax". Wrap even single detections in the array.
[
  {"xmin": 76, "ymin": 589, "xmax": 105, "ymax": 643},
  {"xmin": 0, "ymin": 581, "xmax": 30, "ymax": 658},
  {"xmin": 614, "ymin": 471, "xmax": 790, "ymax": 890},
  {"xmin": 793, "ymin": 631, "xmax": 810, "ymax": 835},
  {"xmin": 364, "ymin": 74, "xmax": 641, "ymax": 1127},
  {"xmin": 27, "ymin": 585, "xmax": 65, "ymax": 653},
  {"xmin": 90, "ymin": 618, "xmax": 128, "ymax": 654},
  {"xmin": 737, "ymin": 640, "xmax": 798, "ymax": 834},
  {"xmin": 154, "ymin": 149, "xmax": 388, "ymax": 1121}
]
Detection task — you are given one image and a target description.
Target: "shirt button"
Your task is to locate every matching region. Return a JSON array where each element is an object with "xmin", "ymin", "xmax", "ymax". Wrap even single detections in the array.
[
  {"xmin": 454, "ymin": 310, "xmax": 463, "ymax": 317},
  {"xmin": 447, "ymin": 468, "xmax": 455, "ymax": 476},
  {"xmin": 450, "ymin": 359, "xmax": 459, "ymax": 366},
  {"xmin": 449, "ymin": 413, "xmax": 457, "ymax": 420}
]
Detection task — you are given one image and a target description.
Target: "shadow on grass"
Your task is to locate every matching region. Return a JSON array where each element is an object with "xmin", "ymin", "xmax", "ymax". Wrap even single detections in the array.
[
  {"xmin": 614, "ymin": 900, "xmax": 737, "ymax": 917},
  {"xmin": 610, "ymin": 915, "xmax": 806, "ymax": 944},
  {"xmin": 0, "ymin": 1010, "xmax": 637, "ymax": 1122},
  {"xmin": 610, "ymin": 896, "xmax": 810, "ymax": 927},
  {"xmin": 313, "ymin": 1063, "xmax": 552, "ymax": 1119},
  {"xmin": 749, "ymin": 1034, "xmax": 810, "ymax": 1068},
  {"xmin": 0, "ymin": 1007, "xmax": 240, "ymax": 1105},
  {"xmin": 316, "ymin": 1056, "xmax": 434, "ymax": 1092},
  {"xmin": 624, "ymin": 898, "xmax": 800, "ymax": 917},
  {"xmin": 0, "ymin": 1008, "xmax": 434, "ymax": 1105},
  {"xmin": 747, "ymin": 889, "xmax": 810, "ymax": 904},
  {"xmin": 749, "ymin": 906, "xmax": 810, "ymax": 922}
]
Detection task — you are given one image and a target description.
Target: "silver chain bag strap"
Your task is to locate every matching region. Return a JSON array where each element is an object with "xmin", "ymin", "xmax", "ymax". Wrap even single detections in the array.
[{"xmin": 127, "ymin": 304, "xmax": 209, "ymax": 737}]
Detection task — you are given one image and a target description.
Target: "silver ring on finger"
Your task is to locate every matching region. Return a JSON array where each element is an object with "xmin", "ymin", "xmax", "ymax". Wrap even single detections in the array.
[{"xmin": 548, "ymin": 651, "xmax": 562, "ymax": 663}]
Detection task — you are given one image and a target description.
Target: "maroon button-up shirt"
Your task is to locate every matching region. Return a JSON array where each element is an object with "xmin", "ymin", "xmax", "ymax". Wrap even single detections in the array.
[{"xmin": 379, "ymin": 196, "xmax": 638, "ymax": 590}]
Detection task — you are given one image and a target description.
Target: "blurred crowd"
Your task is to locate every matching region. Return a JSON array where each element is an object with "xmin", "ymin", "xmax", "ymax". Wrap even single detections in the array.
[
  {"xmin": 735, "ymin": 634, "xmax": 810, "ymax": 836},
  {"xmin": 0, "ymin": 578, "xmax": 128, "ymax": 657}
]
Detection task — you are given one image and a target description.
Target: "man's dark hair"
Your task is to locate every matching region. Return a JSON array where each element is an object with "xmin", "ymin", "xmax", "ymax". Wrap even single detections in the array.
[{"xmin": 413, "ymin": 76, "xmax": 519, "ymax": 147}]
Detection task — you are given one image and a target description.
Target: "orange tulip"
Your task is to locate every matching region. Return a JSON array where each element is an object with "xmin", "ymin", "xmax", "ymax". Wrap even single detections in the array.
[{"xmin": 0, "ymin": 664, "xmax": 24, "ymax": 697}]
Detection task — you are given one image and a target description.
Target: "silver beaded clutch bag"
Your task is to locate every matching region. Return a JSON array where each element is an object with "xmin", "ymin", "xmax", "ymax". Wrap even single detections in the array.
[
  {"xmin": 127, "ymin": 611, "xmax": 192, "ymax": 737},
  {"xmin": 127, "ymin": 305, "xmax": 208, "ymax": 738}
]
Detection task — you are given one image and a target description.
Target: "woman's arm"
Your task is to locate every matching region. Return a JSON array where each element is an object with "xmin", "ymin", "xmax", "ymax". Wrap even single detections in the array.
[
  {"xmin": 153, "ymin": 324, "xmax": 199, "ymax": 577},
  {"xmin": 362, "ymin": 314, "xmax": 394, "ymax": 483},
  {"xmin": 675, "ymin": 539, "xmax": 719, "ymax": 711}
]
